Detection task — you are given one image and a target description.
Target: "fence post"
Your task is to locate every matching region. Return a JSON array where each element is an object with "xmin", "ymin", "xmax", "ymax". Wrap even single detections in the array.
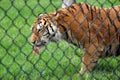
[{"xmin": 62, "ymin": 0, "xmax": 76, "ymax": 8}]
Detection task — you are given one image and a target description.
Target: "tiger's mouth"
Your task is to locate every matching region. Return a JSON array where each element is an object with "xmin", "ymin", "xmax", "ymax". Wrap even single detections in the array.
[
  {"xmin": 33, "ymin": 41, "xmax": 46, "ymax": 54},
  {"xmin": 33, "ymin": 45, "xmax": 44, "ymax": 54},
  {"xmin": 33, "ymin": 46, "xmax": 39, "ymax": 54}
]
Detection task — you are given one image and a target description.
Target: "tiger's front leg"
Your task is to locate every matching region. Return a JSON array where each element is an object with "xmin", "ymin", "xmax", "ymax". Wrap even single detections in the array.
[{"xmin": 79, "ymin": 44, "xmax": 101, "ymax": 74}]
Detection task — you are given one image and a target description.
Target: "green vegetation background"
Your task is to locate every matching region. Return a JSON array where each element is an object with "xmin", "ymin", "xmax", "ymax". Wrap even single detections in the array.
[{"xmin": 0, "ymin": 0, "xmax": 120, "ymax": 80}]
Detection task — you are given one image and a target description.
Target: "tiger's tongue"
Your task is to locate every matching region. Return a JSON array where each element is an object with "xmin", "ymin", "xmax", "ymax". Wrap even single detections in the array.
[{"xmin": 33, "ymin": 46, "xmax": 39, "ymax": 54}]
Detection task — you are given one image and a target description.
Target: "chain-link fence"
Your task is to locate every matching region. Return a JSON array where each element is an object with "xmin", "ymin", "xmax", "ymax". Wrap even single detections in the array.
[{"xmin": 0, "ymin": 0, "xmax": 120, "ymax": 80}]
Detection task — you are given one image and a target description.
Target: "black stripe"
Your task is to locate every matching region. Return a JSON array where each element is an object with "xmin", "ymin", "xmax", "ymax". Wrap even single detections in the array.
[
  {"xmin": 94, "ymin": 6, "xmax": 96, "ymax": 12},
  {"xmin": 50, "ymin": 25, "xmax": 54, "ymax": 32},
  {"xmin": 70, "ymin": 5, "xmax": 77, "ymax": 11},
  {"xmin": 59, "ymin": 24, "xmax": 69, "ymax": 39},
  {"xmin": 97, "ymin": 7, "xmax": 102, "ymax": 20},
  {"xmin": 84, "ymin": 3, "xmax": 91, "ymax": 21},
  {"xmin": 88, "ymin": 24, "xmax": 91, "ymax": 44},
  {"xmin": 32, "ymin": 27, "xmax": 34, "ymax": 32},
  {"xmin": 112, "ymin": 6, "xmax": 120, "ymax": 22},
  {"xmin": 108, "ymin": 24, "xmax": 111, "ymax": 41},
  {"xmin": 43, "ymin": 19, "xmax": 46, "ymax": 25},
  {"xmin": 107, "ymin": 10, "xmax": 118, "ymax": 35},
  {"xmin": 46, "ymin": 26, "xmax": 51, "ymax": 35},
  {"xmin": 90, "ymin": 5, "xmax": 93, "ymax": 20},
  {"xmin": 79, "ymin": 3, "xmax": 85, "ymax": 14},
  {"xmin": 42, "ymin": 32, "xmax": 48, "ymax": 36},
  {"xmin": 85, "ymin": 3, "xmax": 89, "ymax": 11},
  {"xmin": 68, "ymin": 5, "xmax": 76, "ymax": 14},
  {"xmin": 38, "ymin": 21, "xmax": 42, "ymax": 24}
]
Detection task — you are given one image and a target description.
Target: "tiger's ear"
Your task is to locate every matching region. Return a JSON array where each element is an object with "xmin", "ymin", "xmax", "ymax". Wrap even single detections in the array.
[
  {"xmin": 38, "ymin": 13, "xmax": 47, "ymax": 18},
  {"xmin": 52, "ymin": 11, "xmax": 59, "ymax": 20}
]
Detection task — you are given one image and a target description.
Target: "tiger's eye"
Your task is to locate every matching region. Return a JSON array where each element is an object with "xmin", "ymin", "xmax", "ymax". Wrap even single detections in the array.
[
  {"xmin": 37, "ymin": 23, "xmax": 42, "ymax": 32},
  {"xmin": 37, "ymin": 29, "xmax": 41, "ymax": 32}
]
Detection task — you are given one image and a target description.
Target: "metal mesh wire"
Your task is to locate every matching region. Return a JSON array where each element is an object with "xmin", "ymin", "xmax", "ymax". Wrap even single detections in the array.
[{"xmin": 0, "ymin": 0, "xmax": 120, "ymax": 80}]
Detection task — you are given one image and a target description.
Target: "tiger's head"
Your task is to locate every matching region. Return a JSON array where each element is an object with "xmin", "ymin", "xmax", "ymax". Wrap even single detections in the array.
[{"xmin": 30, "ymin": 14, "xmax": 62, "ymax": 54}]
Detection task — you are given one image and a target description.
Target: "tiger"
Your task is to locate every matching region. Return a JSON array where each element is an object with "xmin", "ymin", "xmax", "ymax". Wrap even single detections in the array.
[{"xmin": 30, "ymin": 2, "xmax": 120, "ymax": 74}]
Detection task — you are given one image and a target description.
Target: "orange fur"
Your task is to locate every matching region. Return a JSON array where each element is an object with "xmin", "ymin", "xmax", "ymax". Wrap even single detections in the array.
[{"xmin": 30, "ymin": 2, "xmax": 120, "ymax": 74}]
